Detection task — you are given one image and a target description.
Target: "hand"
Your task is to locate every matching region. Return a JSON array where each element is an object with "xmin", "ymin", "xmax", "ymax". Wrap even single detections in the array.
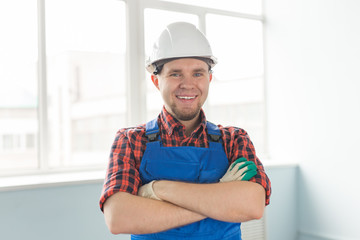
[
  {"xmin": 219, "ymin": 157, "xmax": 258, "ymax": 182},
  {"xmin": 138, "ymin": 180, "xmax": 161, "ymax": 200}
]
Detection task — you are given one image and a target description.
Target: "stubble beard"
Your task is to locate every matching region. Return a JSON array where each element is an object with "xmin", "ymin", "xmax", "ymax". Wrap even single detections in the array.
[{"xmin": 169, "ymin": 102, "xmax": 202, "ymax": 121}]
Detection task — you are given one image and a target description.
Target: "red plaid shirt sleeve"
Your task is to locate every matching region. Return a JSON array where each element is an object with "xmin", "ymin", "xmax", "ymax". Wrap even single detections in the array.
[
  {"xmin": 221, "ymin": 126, "xmax": 271, "ymax": 206},
  {"xmin": 99, "ymin": 127, "xmax": 144, "ymax": 211}
]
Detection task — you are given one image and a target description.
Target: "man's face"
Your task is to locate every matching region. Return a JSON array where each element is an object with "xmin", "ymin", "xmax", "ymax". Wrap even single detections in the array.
[{"xmin": 151, "ymin": 58, "xmax": 212, "ymax": 122}]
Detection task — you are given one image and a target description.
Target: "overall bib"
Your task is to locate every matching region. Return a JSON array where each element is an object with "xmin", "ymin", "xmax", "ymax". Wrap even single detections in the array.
[{"xmin": 132, "ymin": 119, "xmax": 241, "ymax": 240}]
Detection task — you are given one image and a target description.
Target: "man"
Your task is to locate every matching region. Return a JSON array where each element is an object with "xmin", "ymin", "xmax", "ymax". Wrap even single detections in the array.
[{"xmin": 100, "ymin": 22, "xmax": 271, "ymax": 240}]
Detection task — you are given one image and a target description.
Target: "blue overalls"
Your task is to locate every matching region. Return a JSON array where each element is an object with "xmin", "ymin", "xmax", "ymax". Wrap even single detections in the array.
[{"xmin": 132, "ymin": 119, "xmax": 241, "ymax": 240}]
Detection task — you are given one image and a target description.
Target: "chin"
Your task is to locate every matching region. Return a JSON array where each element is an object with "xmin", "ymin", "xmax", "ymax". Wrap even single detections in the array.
[{"xmin": 174, "ymin": 110, "xmax": 201, "ymax": 121}]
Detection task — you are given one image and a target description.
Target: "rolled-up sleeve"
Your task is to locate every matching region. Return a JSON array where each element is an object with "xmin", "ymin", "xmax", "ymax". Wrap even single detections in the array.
[
  {"xmin": 224, "ymin": 127, "xmax": 271, "ymax": 206},
  {"xmin": 99, "ymin": 129, "xmax": 141, "ymax": 212}
]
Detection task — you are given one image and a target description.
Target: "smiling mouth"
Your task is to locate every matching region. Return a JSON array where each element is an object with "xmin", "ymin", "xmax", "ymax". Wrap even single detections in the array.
[{"xmin": 177, "ymin": 96, "xmax": 196, "ymax": 100}]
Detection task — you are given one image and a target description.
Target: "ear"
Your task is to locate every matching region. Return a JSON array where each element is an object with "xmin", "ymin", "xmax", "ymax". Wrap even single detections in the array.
[
  {"xmin": 209, "ymin": 73, "xmax": 213, "ymax": 83},
  {"xmin": 151, "ymin": 74, "xmax": 160, "ymax": 90}
]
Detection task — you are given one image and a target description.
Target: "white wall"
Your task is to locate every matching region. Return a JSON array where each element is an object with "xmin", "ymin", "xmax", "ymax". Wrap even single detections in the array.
[
  {"xmin": 0, "ymin": 183, "xmax": 126, "ymax": 240},
  {"xmin": 0, "ymin": 167, "xmax": 295, "ymax": 240},
  {"xmin": 265, "ymin": 0, "xmax": 360, "ymax": 239},
  {"xmin": 265, "ymin": 165, "xmax": 298, "ymax": 240}
]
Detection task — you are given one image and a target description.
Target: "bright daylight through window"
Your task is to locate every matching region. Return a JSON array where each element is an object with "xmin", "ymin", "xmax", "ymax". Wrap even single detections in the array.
[
  {"xmin": 0, "ymin": 0, "xmax": 125, "ymax": 174},
  {"xmin": 0, "ymin": 0, "xmax": 38, "ymax": 171},
  {"xmin": 45, "ymin": 0, "xmax": 126, "ymax": 168},
  {"xmin": 0, "ymin": 0, "xmax": 265, "ymax": 176}
]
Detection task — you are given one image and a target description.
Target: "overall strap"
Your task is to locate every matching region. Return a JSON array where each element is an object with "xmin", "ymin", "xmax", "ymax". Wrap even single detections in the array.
[
  {"xmin": 206, "ymin": 121, "xmax": 221, "ymax": 142},
  {"xmin": 145, "ymin": 118, "xmax": 160, "ymax": 142}
]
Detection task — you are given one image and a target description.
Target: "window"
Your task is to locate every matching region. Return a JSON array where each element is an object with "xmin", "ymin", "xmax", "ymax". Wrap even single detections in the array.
[
  {"xmin": 159, "ymin": 0, "xmax": 262, "ymax": 15},
  {"xmin": 45, "ymin": 0, "xmax": 126, "ymax": 168},
  {"xmin": 0, "ymin": 0, "xmax": 126, "ymax": 175},
  {"xmin": 0, "ymin": 0, "xmax": 266, "ymax": 176},
  {"xmin": 205, "ymin": 14, "xmax": 265, "ymax": 154},
  {"xmin": 0, "ymin": 0, "xmax": 38, "ymax": 171}
]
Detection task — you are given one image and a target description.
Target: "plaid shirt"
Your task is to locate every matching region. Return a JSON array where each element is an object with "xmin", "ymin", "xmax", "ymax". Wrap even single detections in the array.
[{"xmin": 100, "ymin": 107, "xmax": 271, "ymax": 211}]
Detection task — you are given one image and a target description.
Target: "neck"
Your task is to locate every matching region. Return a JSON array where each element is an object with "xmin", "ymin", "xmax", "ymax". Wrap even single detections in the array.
[{"xmin": 179, "ymin": 114, "xmax": 201, "ymax": 137}]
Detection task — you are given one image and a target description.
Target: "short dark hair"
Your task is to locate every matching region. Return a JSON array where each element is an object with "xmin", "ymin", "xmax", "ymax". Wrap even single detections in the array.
[{"xmin": 153, "ymin": 57, "xmax": 213, "ymax": 75}]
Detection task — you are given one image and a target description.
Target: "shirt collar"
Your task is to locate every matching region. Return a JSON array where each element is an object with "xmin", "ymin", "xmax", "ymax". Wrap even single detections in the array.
[{"xmin": 159, "ymin": 106, "xmax": 207, "ymax": 136}]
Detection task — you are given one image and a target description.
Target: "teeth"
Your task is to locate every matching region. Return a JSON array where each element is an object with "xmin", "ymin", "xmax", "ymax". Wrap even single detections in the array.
[{"xmin": 178, "ymin": 96, "xmax": 195, "ymax": 100}]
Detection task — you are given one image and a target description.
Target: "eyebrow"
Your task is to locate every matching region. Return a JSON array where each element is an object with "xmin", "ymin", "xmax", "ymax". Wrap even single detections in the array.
[
  {"xmin": 167, "ymin": 68, "xmax": 207, "ymax": 73},
  {"xmin": 193, "ymin": 68, "xmax": 207, "ymax": 72}
]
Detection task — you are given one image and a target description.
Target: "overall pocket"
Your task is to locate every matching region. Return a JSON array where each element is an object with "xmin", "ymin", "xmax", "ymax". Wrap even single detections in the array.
[{"xmin": 140, "ymin": 145, "xmax": 202, "ymax": 183}]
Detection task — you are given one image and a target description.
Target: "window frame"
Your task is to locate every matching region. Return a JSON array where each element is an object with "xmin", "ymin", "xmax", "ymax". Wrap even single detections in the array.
[{"xmin": 1, "ymin": 0, "xmax": 267, "ymax": 177}]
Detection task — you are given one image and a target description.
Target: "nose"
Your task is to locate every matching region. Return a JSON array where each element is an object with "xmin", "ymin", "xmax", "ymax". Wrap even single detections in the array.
[{"xmin": 179, "ymin": 74, "xmax": 195, "ymax": 89}]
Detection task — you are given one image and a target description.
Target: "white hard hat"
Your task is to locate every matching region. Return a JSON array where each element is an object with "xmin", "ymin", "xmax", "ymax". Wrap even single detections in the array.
[{"xmin": 146, "ymin": 22, "xmax": 217, "ymax": 74}]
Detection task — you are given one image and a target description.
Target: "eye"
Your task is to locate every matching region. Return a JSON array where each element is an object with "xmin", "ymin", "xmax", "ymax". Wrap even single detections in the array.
[
  {"xmin": 194, "ymin": 72, "xmax": 204, "ymax": 77},
  {"xmin": 170, "ymin": 73, "xmax": 181, "ymax": 77}
]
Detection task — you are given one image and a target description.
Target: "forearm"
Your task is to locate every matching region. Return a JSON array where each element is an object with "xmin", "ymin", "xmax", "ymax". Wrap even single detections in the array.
[
  {"xmin": 103, "ymin": 191, "xmax": 206, "ymax": 235},
  {"xmin": 153, "ymin": 181, "xmax": 265, "ymax": 223}
]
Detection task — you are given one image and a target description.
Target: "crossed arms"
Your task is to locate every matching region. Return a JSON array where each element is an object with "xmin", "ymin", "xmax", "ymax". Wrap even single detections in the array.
[{"xmin": 103, "ymin": 179, "xmax": 265, "ymax": 235}]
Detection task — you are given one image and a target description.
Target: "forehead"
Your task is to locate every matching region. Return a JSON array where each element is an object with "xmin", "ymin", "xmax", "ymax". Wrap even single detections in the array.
[{"xmin": 162, "ymin": 58, "xmax": 209, "ymax": 72}]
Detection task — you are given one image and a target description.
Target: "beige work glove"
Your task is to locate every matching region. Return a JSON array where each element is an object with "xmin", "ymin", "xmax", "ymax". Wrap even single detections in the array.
[
  {"xmin": 219, "ymin": 157, "xmax": 258, "ymax": 182},
  {"xmin": 138, "ymin": 180, "xmax": 161, "ymax": 200}
]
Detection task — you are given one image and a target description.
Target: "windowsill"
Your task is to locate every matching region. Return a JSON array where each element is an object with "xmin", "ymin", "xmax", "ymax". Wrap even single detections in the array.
[
  {"xmin": 0, "ymin": 170, "xmax": 106, "ymax": 192},
  {"xmin": 0, "ymin": 161, "xmax": 298, "ymax": 192}
]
